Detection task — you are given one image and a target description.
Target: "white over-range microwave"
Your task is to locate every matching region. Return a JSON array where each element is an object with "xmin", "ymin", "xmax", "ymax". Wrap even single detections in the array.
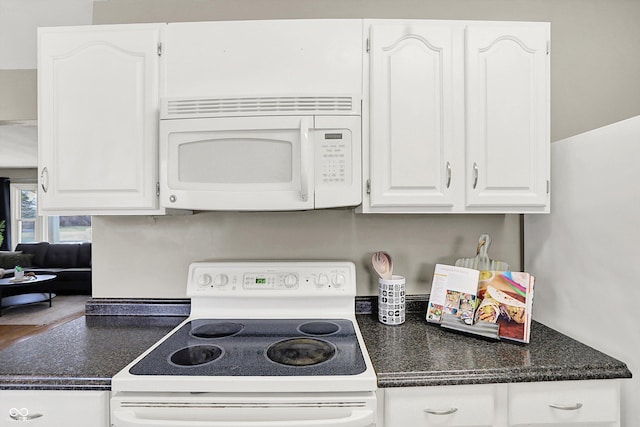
[{"xmin": 159, "ymin": 95, "xmax": 362, "ymax": 211}]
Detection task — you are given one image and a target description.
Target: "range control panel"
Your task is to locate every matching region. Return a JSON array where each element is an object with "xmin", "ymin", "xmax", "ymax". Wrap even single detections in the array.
[{"xmin": 187, "ymin": 261, "xmax": 355, "ymax": 297}]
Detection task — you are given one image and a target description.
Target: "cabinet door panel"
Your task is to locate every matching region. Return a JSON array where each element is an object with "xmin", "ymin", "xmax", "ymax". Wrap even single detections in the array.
[
  {"xmin": 38, "ymin": 24, "xmax": 164, "ymax": 214},
  {"xmin": 465, "ymin": 24, "xmax": 549, "ymax": 209},
  {"xmin": 369, "ymin": 23, "xmax": 460, "ymax": 208}
]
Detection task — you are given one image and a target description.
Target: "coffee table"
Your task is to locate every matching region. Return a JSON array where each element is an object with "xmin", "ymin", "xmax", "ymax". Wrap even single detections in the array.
[{"xmin": 0, "ymin": 274, "xmax": 57, "ymax": 316}]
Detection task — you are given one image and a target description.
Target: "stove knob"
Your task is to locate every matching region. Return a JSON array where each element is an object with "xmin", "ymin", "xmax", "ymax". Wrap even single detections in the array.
[
  {"xmin": 283, "ymin": 274, "xmax": 298, "ymax": 288},
  {"xmin": 317, "ymin": 274, "xmax": 329, "ymax": 287},
  {"xmin": 198, "ymin": 274, "xmax": 212, "ymax": 287},
  {"xmin": 213, "ymin": 274, "xmax": 229, "ymax": 287},
  {"xmin": 332, "ymin": 274, "xmax": 346, "ymax": 287}
]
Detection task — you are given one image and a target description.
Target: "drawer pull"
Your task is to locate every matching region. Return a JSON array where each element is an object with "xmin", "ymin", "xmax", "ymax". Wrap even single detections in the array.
[
  {"xmin": 424, "ymin": 407, "xmax": 458, "ymax": 416},
  {"xmin": 549, "ymin": 402, "xmax": 583, "ymax": 411}
]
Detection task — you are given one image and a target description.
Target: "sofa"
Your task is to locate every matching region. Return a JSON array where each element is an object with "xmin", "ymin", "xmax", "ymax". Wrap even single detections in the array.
[{"xmin": 0, "ymin": 242, "xmax": 92, "ymax": 295}]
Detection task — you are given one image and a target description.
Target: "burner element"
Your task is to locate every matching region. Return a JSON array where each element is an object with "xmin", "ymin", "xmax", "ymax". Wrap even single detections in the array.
[
  {"xmin": 170, "ymin": 345, "xmax": 223, "ymax": 366},
  {"xmin": 267, "ymin": 338, "xmax": 336, "ymax": 367},
  {"xmin": 299, "ymin": 321, "xmax": 340, "ymax": 336},
  {"xmin": 190, "ymin": 322, "xmax": 244, "ymax": 339}
]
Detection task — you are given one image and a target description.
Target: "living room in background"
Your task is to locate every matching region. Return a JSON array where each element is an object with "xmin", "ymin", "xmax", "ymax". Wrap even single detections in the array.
[{"xmin": 9, "ymin": 183, "xmax": 91, "ymax": 245}]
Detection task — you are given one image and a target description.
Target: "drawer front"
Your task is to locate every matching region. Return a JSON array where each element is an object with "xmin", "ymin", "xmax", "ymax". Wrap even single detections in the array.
[
  {"xmin": 0, "ymin": 390, "xmax": 109, "ymax": 427},
  {"xmin": 385, "ymin": 384, "xmax": 499, "ymax": 427},
  {"xmin": 508, "ymin": 380, "xmax": 619, "ymax": 425}
]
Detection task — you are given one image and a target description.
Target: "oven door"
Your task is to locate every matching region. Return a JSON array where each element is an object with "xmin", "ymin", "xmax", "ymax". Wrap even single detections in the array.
[
  {"xmin": 111, "ymin": 393, "xmax": 376, "ymax": 427},
  {"xmin": 160, "ymin": 115, "xmax": 314, "ymax": 211}
]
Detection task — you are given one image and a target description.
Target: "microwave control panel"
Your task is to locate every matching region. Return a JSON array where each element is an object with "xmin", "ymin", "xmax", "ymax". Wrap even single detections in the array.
[{"xmin": 316, "ymin": 130, "xmax": 352, "ymax": 186}]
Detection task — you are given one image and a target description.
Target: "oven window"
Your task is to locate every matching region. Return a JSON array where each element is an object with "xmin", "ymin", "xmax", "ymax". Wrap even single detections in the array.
[{"xmin": 178, "ymin": 135, "xmax": 293, "ymax": 184}]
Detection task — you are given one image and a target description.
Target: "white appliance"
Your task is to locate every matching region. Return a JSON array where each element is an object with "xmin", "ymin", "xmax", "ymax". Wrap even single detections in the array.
[
  {"xmin": 159, "ymin": 96, "xmax": 362, "ymax": 211},
  {"xmin": 524, "ymin": 116, "xmax": 640, "ymax": 426},
  {"xmin": 111, "ymin": 261, "xmax": 378, "ymax": 427}
]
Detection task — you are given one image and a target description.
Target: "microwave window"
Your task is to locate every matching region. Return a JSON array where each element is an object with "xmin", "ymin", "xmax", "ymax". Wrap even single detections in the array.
[{"xmin": 178, "ymin": 137, "xmax": 293, "ymax": 184}]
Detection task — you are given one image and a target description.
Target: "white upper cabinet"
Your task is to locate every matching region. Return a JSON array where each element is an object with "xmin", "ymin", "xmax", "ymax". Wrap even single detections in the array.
[
  {"xmin": 363, "ymin": 20, "xmax": 550, "ymax": 213},
  {"xmin": 368, "ymin": 23, "xmax": 463, "ymax": 210},
  {"xmin": 465, "ymin": 24, "xmax": 550, "ymax": 211},
  {"xmin": 165, "ymin": 20, "xmax": 363, "ymax": 98},
  {"xmin": 38, "ymin": 24, "xmax": 165, "ymax": 215}
]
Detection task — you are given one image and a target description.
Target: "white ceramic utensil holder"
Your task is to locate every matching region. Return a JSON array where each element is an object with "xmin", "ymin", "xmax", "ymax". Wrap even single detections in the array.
[{"xmin": 378, "ymin": 275, "xmax": 406, "ymax": 325}]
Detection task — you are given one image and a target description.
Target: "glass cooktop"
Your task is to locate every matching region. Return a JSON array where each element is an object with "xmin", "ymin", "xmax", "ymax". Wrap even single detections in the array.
[{"xmin": 129, "ymin": 318, "xmax": 367, "ymax": 377}]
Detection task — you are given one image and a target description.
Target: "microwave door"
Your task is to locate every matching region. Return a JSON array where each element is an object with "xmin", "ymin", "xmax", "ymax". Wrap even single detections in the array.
[{"xmin": 160, "ymin": 116, "xmax": 314, "ymax": 211}]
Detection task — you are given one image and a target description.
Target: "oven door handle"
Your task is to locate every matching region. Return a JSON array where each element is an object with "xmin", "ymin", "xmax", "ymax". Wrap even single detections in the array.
[{"xmin": 113, "ymin": 409, "xmax": 374, "ymax": 427}]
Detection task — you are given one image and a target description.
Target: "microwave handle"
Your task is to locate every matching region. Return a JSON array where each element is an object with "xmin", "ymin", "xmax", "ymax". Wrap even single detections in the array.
[{"xmin": 300, "ymin": 118, "xmax": 311, "ymax": 202}]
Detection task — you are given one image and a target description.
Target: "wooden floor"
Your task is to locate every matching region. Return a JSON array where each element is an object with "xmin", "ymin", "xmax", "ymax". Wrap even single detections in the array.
[{"xmin": 0, "ymin": 311, "xmax": 84, "ymax": 350}]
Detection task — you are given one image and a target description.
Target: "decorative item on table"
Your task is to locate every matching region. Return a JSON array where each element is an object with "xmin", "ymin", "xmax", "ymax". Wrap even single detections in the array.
[
  {"xmin": 13, "ymin": 265, "xmax": 24, "ymax": 281},
  {"xmin": 371, "ymin": 251, "xmax": 405, "ymax": 325}
]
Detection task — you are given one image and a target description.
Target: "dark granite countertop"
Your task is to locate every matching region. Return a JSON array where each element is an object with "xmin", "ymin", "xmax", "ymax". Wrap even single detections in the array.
[
  {"xmin": 357, "ymin": 312, "xmax": 632, "ymax": 387},
  {"xmin": 0, "ymin": 315, "xmax": 186, "ymax": 390},
  {"xmin": 0, "ymin": 298, "xmax": 631, "ymax": 390}
]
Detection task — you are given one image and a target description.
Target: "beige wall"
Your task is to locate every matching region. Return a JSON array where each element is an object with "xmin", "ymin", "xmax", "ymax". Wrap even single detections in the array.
[
  {"xmin": 92, "ymin": 212, "xmax": 521, "ymax": 298},
  {"xmin": 0, "ymin": 70, "xmax": 37, "ymax": 121},
  {"xmin": 3, "ymin": 0, "xmax": 640, "ymax": 297}
]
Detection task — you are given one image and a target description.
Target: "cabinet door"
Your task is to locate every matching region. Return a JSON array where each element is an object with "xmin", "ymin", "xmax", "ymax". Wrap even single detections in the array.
[
  {"xmin": 465, "ymin": 24, "xmax": 550, "ymax": 211},
  {"xmin": 384, "ymin": 384, "xmax": 505, "ymax": 427},
  {"xmin": 368, "ymin": 23, "xmax": 462, "ymax": 210},
  {"xmin": 38, "ymin": 24, "xmax": 165, "ymax": 215},
  {"xmin": 0, "ymin": 390, "xmax": 109, "ymax": 427}
]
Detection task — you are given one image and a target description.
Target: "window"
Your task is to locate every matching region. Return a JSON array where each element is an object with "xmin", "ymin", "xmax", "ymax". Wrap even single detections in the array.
[{"xmin": 10, "ymin": 183, "xmax": 91, "ymax": 245}]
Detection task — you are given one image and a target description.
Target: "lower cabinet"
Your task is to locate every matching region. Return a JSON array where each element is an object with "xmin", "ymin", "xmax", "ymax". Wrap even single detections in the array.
[
  {"xmin": 0, "ymin": 390, "xmax": 109, "ymax": 427},
  {"xmin": 381, "ymin": 380, "xmax": 621, "ymax": 427}
]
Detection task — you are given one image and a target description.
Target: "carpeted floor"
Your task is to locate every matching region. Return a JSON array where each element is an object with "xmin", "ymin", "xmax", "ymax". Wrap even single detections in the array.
[{"xmin": 0, "ymin": 295, "xmax": 88, "ymax": 326}]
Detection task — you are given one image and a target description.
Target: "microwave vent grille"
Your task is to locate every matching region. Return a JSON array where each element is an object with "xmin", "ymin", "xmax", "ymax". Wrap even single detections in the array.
[{"xmin": 163, "ymin": 96, "xmax": 357, "ymax": 118}]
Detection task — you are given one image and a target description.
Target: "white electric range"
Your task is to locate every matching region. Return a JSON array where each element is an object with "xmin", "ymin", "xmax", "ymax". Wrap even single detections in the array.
[{"xmin": 111, "ymin": 261, "xmax": 378, "ymax": 427}]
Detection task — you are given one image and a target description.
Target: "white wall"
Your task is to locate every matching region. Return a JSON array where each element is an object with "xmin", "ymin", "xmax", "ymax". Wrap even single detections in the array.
[
  {"xmin": 525, "ymin": 116, "xmax": 640, "ymax": 427},
  {"xmin": 93, "ymin": 211, "xmax": 520, "ymax": 297}
]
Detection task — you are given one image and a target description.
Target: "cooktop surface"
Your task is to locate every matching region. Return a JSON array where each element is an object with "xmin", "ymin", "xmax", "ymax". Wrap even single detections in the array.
[{"xmin": 129, "ymin": 318, "xmax": 367, "ymax": 377}]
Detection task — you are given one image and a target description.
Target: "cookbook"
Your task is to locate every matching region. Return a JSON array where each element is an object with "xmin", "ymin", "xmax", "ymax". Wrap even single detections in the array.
[{"xmin": 426, "ymin": 264, "xmax": 535, "ymax": 343}]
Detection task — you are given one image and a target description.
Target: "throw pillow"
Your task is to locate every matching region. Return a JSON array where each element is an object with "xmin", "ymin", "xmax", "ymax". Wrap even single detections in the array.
[{"xmin": 0, "ymin": 252, "xmax": 35, "ymax": 269}]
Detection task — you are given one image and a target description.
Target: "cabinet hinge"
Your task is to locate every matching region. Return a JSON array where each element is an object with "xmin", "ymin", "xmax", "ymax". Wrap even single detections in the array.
[
  {"xmin": 366, "ymin": 38, "xmax": 370, "ymax": 53},
  {"xmin": 547, "ymin": 180, "xmax": 550, "ymax": 194},
  {"xmin": 157, "ymin": 42, "xmax": 163, "ymax": 56},
  {"xmin": 366, "ymin": 179, "xmax": 371, "ymax": 194},
  {"xmin": 156, "ymin": 182, "xmax": 161, "ymax": 197},
  {"xmin": 546, "ymin": 40, "xmax": 550, "ymax": 55}
]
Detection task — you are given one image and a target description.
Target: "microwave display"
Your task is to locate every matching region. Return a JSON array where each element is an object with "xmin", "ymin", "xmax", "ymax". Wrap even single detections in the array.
[{"xmin": 325, "ymin": 133, "xmax": 343, "ymax": 140}]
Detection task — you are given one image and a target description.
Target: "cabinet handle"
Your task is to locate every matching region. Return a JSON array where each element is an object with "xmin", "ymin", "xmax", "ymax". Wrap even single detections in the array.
[
  {"xmin": 424, "ymin": 407, "xmax": 458, "ymax": 415},
  {"xmin": 40, "ymin": 167, "xmax": 49, "ymax": 193},
  {"xmin": 446, "ymin": 162, "xmax": 452, "ymax": 189},
  {"xmin": 472, "ymin": 162, "xmax": 478, "ymax": 189},
  {"xmin": 549, "ymin": 402, "xmax": 583, "ymax": 411}
]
